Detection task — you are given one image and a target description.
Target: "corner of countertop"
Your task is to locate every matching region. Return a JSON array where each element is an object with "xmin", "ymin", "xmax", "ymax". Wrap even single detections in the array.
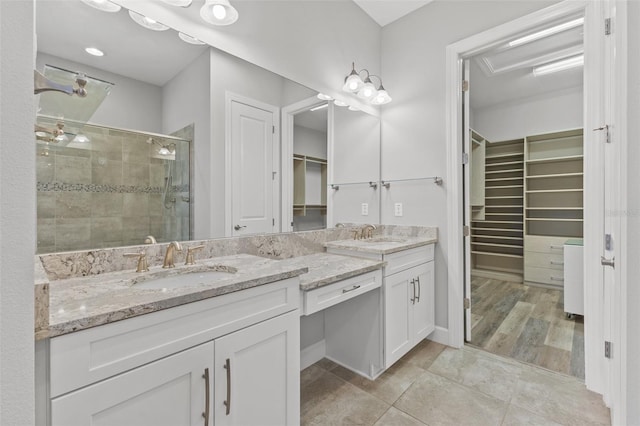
[{"xmin": 34, "ymin": 255, "xmax": 49, "ymax": 339}]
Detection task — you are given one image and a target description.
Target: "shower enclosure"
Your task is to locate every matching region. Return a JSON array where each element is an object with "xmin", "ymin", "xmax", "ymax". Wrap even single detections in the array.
[{"xmin": 36, "ymin": 121, "xmax": 192, "ymax": 254}]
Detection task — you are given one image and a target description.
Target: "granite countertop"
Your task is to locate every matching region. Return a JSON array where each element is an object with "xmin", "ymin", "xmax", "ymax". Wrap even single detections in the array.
[
  {"xmin": 325, "ymin": 235, "xmax": 437, "ymax": 255},
  {"xmin": 45, "ymin": 254, "xmax": 307, "ymax": 339},
  {"xmin": 278, "ymin": 253, "xmax": 386, "ymax": 291}
]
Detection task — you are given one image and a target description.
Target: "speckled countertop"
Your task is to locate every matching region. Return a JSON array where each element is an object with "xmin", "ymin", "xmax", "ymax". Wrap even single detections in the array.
[
  {"xmin": 45, "ymin": 254, "xmax": 307, "ymax": 339},
  {"xmin": 325, "ymin": 235, "xmax": 437, "ymax": 255},
  {"xmin": 278, "ymin": 253, "xmax": 385, "ymax": 291}
]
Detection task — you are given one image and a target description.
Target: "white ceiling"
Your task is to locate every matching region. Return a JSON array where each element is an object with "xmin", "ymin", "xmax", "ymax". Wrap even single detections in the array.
[
  {"xmin": 353, "ymin": 0, "xmax": 434, "ymax": 27},
  {"xmin": 295, "ymin": 106, "xmax": 328, "ymax": 133}
]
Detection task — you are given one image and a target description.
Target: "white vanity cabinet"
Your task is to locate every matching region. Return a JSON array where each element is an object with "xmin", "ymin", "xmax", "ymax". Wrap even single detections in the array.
[
  {"xmin": 44, "ymin": 278, "xmax": 300, "ymax": 426},
  {"xmin": 327, "ymin": 243, "xmax": 435, "ymax": 369}
]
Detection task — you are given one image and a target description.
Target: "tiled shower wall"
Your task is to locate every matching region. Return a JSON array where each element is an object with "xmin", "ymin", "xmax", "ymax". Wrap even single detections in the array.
[{"xmin": 36, "ymin": 124, "xmax": 191, "ymax": 254}]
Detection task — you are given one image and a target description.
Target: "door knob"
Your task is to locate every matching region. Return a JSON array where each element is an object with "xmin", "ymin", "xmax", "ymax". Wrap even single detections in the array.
[
  {"xmin": 601, "ymin": 256, "xmax": 615, "ymax": 268},
  {"xmin": 234, "ymin": 225, "xmax": 247, "ymax": 231}
]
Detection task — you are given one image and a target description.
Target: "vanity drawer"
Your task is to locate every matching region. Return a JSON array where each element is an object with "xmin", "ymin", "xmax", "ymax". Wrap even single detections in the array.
[
  {"xmin": 49, "ymin": 278, "xmax": 299, "ymax": 398},
  {"xmin": 302, "ymin": 270, "xmax": 382, "ymax": 315},
  {"xmin": 384, "ymin": 244, "xmax": 434, "ymax": 277},
  {"xmin": 524, "ymin": 251, "xmax": 565, "ymax": 271},
  {"xmin": 525, "ymin": 265, "xmax": 565, "ymax": 286},
  {"xmin": 524, "ymin": 236, "xmax": 567, "ymax": 254}
]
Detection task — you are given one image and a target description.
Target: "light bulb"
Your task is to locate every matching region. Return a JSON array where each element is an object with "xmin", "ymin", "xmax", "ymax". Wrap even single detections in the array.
[
  {"xmin": 357, "ymin": 81, "xmax": 377, "ymax": 100},
  {"xmin": 159, "ymin": 147, "xmax": 171, "ymax": 155},
  {"xmin": 212, "ymin": 4, "xmax": 226, "ymax": 19}
]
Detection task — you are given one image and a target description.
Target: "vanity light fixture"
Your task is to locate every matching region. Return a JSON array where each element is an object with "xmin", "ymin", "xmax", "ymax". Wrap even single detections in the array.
[
  {"xmin": 509, "ymin": 17, "xmax": 584, "ymax": 48},
  {"xmin": 533, "ymin": 54, "xmax": 584, "ymax": 76},
  {"xmin": 178, "ymin": 32, "xmax": 206, "ymax": 45},
  {"xmin": 200, "ymin": 0, "xmax": 239, "ymax": 26},
  {"xmin": 317, "ymin": 93, "xmax": 333, "ymax": 101},
  {"xmin": 342, "ymin": 62, "xmax": 392, "ymax": 105},
  {"xmin": 80, "ymin": 0, "xmax": 121, "ymax": 13},
  {"xmin": 128, "ymin": 10, "xmax": 170, "ymax": 31},
  {"xmin": 160, "ymin": 0, "xmax": 193, "ymax": 6},
  {"xmin": 85, "ymin": 47, "xmax": 104, "ymax": 57}
]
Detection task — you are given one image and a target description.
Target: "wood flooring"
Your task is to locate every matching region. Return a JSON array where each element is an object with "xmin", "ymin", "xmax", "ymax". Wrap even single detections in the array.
[{"xmin": 469, "ymin": 276, "xmax": 585, "ymax": 379}]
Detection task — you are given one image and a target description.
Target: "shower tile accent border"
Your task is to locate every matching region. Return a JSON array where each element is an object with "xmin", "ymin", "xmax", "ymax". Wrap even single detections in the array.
[{"xmin": 37, "ymin": 181, "xmax": 189, "ymax": 194}]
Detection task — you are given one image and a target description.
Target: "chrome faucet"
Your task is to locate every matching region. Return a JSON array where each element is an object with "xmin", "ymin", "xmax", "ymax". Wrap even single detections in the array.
[{"xmin": 163, "ymin": 241, "xmax": 183, "ymax": 268}]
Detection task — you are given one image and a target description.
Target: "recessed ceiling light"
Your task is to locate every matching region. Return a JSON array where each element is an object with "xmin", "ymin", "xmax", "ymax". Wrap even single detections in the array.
[
  {"xmin": 80, "ymin": 0, "xmax": 121, "ymax": 13},
  {"xmin": 533, "ymin": 55, "xmax": 584, "ymax": 76},
  {"xmin": 128, "ymin": 10, "xmax": 170, "ymax": 31},
  {"xmin": 160, "ymin": 0, "xmax": 193, "ymax": 6},
  {"xmin": 509, "ymin": 17, "xmax": 584, "ymax": 48},
  {"xmin": 178, "ymin": 32, "xmax": 206, "ymax": 45},
  {"xmin": 85, "ymin": 47, "xmax": 104, "ymax": 57}
]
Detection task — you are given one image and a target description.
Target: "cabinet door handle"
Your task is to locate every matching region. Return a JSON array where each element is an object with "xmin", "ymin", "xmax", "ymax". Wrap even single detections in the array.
[
  {"xmin": 202, "ymin": 368, "xmax": 210, "ymax": 426},
  {"xmin": 415, "ymin": 276, "xmax": 421, "ymax": 302},
  {"xmin": 412, "ymin": 279, "xmax": 416, "ymax": 304},
  {"xmin": 342, "ymin": 285, "xmax": 361, "ymax": 293},
  {"xmin": 223, "ymin": 358, "xmax": 231, "ymax": 415}
]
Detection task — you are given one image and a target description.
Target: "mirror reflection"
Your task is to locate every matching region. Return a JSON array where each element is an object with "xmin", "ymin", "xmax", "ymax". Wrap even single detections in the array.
[{"xmin": 35, "ymin": 0, "xmax": 380, "ymax": 254}]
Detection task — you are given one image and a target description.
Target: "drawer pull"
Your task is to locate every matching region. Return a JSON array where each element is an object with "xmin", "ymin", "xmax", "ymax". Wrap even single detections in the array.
[
  {"xmin": 550, "ymin": 261, "xmax": 564, "ymax": 266},
  {"xmin": 550, "ymin": 276, "xmax": 564, "ymax": 282},
  {"xmin": 223, "ymin": 358, "xmax": 231, "ymax": 415},
  {"xmin": 342, "ymin": 285, "xmax": 361, "ymax": 294},
  {"xmin": 202, "ymin": 368, "xmax": 210, "ymax": 426},
  {"xmin": 550, "ymin": 245, "xmax": 564, "ymax": 250}
]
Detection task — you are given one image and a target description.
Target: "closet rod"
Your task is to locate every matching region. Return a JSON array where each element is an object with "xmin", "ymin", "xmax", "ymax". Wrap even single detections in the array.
[
  {"xmin": 329, "ymin": 181, "xmax": 378, "ymax": 190},
  {"xmin": 381, "ymin": 176, "xmax": 443, "ymax": 188}
]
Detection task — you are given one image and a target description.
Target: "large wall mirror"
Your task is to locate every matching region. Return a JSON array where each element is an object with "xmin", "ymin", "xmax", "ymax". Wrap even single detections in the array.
[{"xmin": 35, "ymin": 0, "xmax": 381, "ymax": 254}]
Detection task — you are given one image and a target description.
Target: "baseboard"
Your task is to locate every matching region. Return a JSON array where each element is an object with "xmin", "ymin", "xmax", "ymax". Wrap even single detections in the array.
[
  {"xmin": 300, "ymin": 339, "xmax": 326, "ymax": 370},
  {"xmin": 428, "ymin": 326, "xmax": 449, "ymax": 346}
]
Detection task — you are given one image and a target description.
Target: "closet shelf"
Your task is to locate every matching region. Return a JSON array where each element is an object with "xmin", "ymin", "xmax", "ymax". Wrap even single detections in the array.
[
  {"xmin": 472, "ymin": 235, "xmax": 523, "ymax": 241},
  {"xmin": 525, "ymin": 218, "xmax": 584, "ymax": 222},
  {"xmin": 486, "ymin": 196, "xmax": 523, "ymax": 199},
  {"xmin": 486, "ymin": 185, "xmax": 524, "ymax": 189},
  {"xmin": 526, "ymin": 207, "xmax": 583, "ymax": 211},
  {"xmin": 471, "ymin": 242, "xmax": 523, "ymax": 249},
  {"xmin": 472, "ymin": 220, "xmax": 523, "ymax": 224},
  {"xmin": 526, "ymin": 172, "xmax": 584, "ymax": 179},
  {"xmin": 526, "ymin": 189, "xmax": 583, "ymax": 193},
  {"xmin": 485, "ymin": 153, "xmax": 524, "ymax": 160},
  {"xmin": 485, "ymin": 213, "xmax": 523, "ymax": 216},
  {"xmin": 472, "ymin": 227, "xmax": 523, "ymax": 233},
  {"xmin": 486, "ymin": 160, "xmax": 524, "ymax": 167},
  {"xmin": 486, "ymin": 205, "xmax": 523, "ymax": 209},
  {"xmin": 485, "ymin": 169, "xmax": 524, "ymax": 174},
  {"xmin": 486, "ymin": 177, "xmax": 524, "ymax": 182},
  {"xmin": 471, "ymin": 251, "xmax": 524, "ymax": 259},
  {"xmin": 525, "ymin": 154, "xmax": 583, "ymax": 164}
]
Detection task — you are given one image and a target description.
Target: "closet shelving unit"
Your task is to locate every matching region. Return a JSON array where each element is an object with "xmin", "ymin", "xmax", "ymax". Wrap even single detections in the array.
[
  {"xmin": 470, "ymin": 130, "xmax": 486, "ymax": 220},
  {"xmin": 293, "ymin": 154, "xmax": 327, "ymax": 216},
  {"xmin": 524, "ymin": 129, "xmax": 584, "ymax": 288},
  {"xmin": 471, "ymin": 135, "xmax": 525, "ymax": 279}
]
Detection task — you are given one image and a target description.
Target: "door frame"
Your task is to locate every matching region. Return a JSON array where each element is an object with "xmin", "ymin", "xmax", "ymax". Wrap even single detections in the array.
[
  {"xmin": 445, "ymin": 0, "xmax": 608, "ymax": 394},
  {"xmin": 225, "ymin": 91, "xmax": 281, "ymax": 236},
  {"xmin": 281, "ymin": 96, "xmax": 329, "ymax": 232}
]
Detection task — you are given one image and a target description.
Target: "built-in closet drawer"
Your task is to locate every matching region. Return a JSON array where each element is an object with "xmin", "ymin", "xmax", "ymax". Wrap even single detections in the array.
[
  {"xmin": 384, "ymin": 245, "xmax": 434, "ymax": 277},
  {"xmin": 524, "ymin": 235, "xmax": 567, "ymax": 254},
  {"xmin": 524, "ymin": 252, "xmax": 565, "ymax": 271},
  {"xmin": 524, "ymin": 265, "xmax": 565, "ymax": 286}
]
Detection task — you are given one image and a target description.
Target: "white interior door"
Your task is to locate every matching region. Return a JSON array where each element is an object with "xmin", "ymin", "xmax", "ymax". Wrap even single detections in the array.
[
  {"xmin": 462, "ymin": 59, "xmax": 472, "ymax": 342},
  {"xmin": 230, "ymin": 100, "xmax": 276, "ymax": 236}
]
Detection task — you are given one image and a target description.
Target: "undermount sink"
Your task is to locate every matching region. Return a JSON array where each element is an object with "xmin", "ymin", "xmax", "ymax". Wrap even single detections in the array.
[
  {"xmin": 129, "ymin": 265, "xmax": 238, "ymax": 290},
  {"xmin": 364, "ymin": 237, "xmax": 406, "ymax": 243}
]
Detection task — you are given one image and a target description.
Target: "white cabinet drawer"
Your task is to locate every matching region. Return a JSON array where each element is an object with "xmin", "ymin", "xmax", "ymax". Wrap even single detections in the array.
[
  {"xmin": 49, "ymin": 278, "xmax": 299, "ymax": 398},
  {"xmin": 525, "ymin": 266, "xmax": 565, "ymax": 286},
  {"xmin": 384, "ymin": 245, "xmax": 434, "ymax": 277},
  {"xmin": 524, "ymin": 251, "xmax": 565, "ymax": 270},
  {"xmin": 302, "ymin": 270, "xmax": 382, "ymax": 315},
  {"xmin": 524, "ymin": 236, "xmax": 567, "ymax": 254}
]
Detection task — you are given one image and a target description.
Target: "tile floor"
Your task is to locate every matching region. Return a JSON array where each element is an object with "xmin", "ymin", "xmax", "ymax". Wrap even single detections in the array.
[
  {"xmin": 470, "ymin": 277, "xmax": 584, "ymax": 379},
  {"xmin": 301, "ymin": 340, "xmax": 609, "ymax": 425}
]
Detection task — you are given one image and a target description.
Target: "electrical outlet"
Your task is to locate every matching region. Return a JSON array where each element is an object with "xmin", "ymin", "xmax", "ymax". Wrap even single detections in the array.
[
  {"xmin": 394, "ymin": 203, "xmax": 403, "ymax": 217},
  {"xmin": 361, "ymin": 203, "xmax": 369, "ymax": 216}
]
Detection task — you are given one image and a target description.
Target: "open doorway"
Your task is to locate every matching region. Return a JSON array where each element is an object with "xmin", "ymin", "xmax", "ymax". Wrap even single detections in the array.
[{"xmin": 463, "ymin": 14, "xmax": 586, "ymax": 378}]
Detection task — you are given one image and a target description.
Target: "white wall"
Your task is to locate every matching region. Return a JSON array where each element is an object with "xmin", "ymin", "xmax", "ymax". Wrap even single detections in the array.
[
  {"xmin": 0, "ymin": 1, "xmax": 35, "ymax": 424},
  {"xmin": 625, "ymin": 0, "xmax": 640, "ymax": 421},
  {"xmin": 36, "ymin": 52, "xmax": 163, "ymax": 133},
  {"xmin": 162, "ymin": 50, "xmax": 211, "ymax": 239},
  {"xmin": 472, "ymin": 87, "xmax": 583, "ymax": 142},
  {"xmin": 293, "ymin": 125, "xmax": 327, "ymax": 159},
  {"xmin": 381, "ymin": 0, "xmax": 560, "ymax": 331}
]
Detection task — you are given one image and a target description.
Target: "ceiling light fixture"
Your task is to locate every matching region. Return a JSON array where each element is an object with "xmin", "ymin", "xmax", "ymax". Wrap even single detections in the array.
[
  {"xmin": 317, "ymin": 93, "xmax": 333, "ymax": 101},
  {"xmin": 85, "ymin": 47, "xmax": 104, "ymax": 57},
  {"xmin": 178, "ymin": 32, "xmax": 206, "ymax": 45},
  {"xmin": 128, "ymin": 10, "xmax": 170, "ymax": 31},
  {"xmin": 310, "ymin": 103, "xmax": 328, "ymax": 112},
  {"xmin": 509, "ymin": 17, "xmax": 584, "ymax": 48},
  {"xmin": 333, "ymin": 100, "xmax": 348, "ymax": 107},
  {"xmin": 200, "ymin": 0, "xmax": 239, "ymax": 26},
  {"xmin": 348, "ymin": 105, "xmax": 360, "ymax": 112},
  {"xmin": 80, "ymin": 0, "xmax": 121, "ymax": 13},
  {"xmin": 342, "ymin": 62, "xmax": 392, "ymax": 105},
  {"xmin": 160, "ymin": 0, "xmax": 193, "ymax": 6},
  {"xmin": 533, "ymin": 54, "xmax": 584, "ymax": 76}
]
